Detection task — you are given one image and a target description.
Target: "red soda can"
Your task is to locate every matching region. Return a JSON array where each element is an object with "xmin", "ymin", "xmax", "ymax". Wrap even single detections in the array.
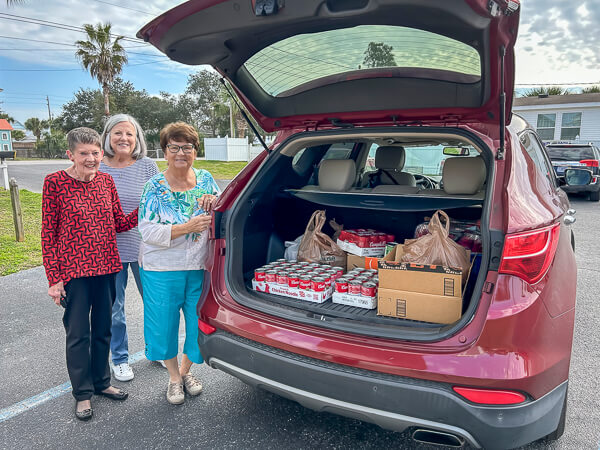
[
  {"xmin": 361, "ymin": 282, "xmax": 377, "ymax": 297},
  {"xmin": 287, "ymin": 272, "xmax": 300, "ymax": 288},
  {"xmin": 254, "ymin": 267, "xmax": 267, "ymax": 282},
  {"xmin": 348, "ymin": 280, "xmax": 362, "ymax": 295},
  {"xmin": 299, "ymin": 275, "xmax": 311, "ymax": 290},
  {"xmin": 265, "ymin": 270, "xmax": 278, "ymax": 283},
  {"xmin": 335, "ymin": 278, "xmax": 349, "ymax": 293},
  {"xmin": 276, "ymin": 271, "xmax": 289, "ymax": 285},
  {"xmin": 310, "ymin": 277, "xmax": 326, "ymax": 292}
]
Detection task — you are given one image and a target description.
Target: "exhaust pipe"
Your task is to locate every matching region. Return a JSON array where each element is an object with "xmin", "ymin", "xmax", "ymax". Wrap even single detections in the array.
[{"xmin": 412, "ymin": 429, "xmax": 465, "ymax": 448}]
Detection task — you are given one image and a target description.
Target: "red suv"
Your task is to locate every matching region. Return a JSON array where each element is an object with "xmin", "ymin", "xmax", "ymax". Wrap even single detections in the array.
[{"xmin": 140, "ymin": 1, "xmax": 581, "ymax": 448}]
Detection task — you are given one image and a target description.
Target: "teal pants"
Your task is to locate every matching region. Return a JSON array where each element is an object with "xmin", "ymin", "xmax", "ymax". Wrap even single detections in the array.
[{"xmin": 139, "ymin": 267, "xmax": 204, "ymax": 364}]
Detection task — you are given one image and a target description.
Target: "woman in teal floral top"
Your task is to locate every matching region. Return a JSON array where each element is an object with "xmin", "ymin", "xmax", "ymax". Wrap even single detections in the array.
[{"xmin": 138, "ymin": 122, "xmax": 220, "ymax": 405}]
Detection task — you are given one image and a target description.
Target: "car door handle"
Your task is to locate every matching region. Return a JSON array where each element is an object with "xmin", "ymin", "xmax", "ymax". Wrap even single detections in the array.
[{"xmin": 564, "ymin": 215, "xmax": 576, "ymax": 225}]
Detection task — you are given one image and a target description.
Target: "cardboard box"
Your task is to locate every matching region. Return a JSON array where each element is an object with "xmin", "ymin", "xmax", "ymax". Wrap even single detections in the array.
[
  {"xmin": 377, "ymin": 260, "xmax": 463, "ymax": 297},
  {"xmin": 252, "ymin": 279, "xmax": 332, "ymax": 303},
  {"xmin": 377, "ymin": 288, "xmax": 462, "ymax": 324},
  {"xmin": 346, "ymin": 244, "xmax": 403, "ymax": 270},
  {"xmin": 332, "ymin": 292, "xmax": 377, "ymax": 309},
  {"xmin": 337, "ymin": 239, "xmax": 385, "ymax": 257}
]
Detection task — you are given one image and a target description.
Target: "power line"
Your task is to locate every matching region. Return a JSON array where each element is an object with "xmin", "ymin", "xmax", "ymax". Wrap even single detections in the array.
[
  {"xmin": 88, "ymin": 0, "xmax": 158, "ymax": 16},
  {"xmin": 0, "ymin": 35, "xmax": 149, "ymax": 48},
  {"xmin": 0, "ymin": 12, "xmax": 145, "ymax": 44},
  {"xmin": 0, "ymin": 59, "xmax": 171, "ymax": 72}
]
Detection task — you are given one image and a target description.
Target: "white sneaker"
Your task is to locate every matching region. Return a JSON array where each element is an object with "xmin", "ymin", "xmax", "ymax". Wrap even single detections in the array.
[
  {"xmin": 112, "ymin": 362, "xmax": 134, "ymax": 381},
  {"xmin": 159, "ymin": 360, "xmax": 167, "ymax": 369}
]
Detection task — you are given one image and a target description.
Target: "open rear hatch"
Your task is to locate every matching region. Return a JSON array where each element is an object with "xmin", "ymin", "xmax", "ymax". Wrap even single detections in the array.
[{"xmin": 139, "ymin": 0, "xmax": 519, "ymax": 132}]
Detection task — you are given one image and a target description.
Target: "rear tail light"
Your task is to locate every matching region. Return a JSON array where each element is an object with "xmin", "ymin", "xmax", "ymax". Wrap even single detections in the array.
[
  {"xmin": 198, "ymin": 319, "xmax": 216, "ymax": 335},
  {"xmin": 453, "ymin": 387, "xmax": 526, "ymax": 405},
  {"xmin": 579, "ymin": 159, "xmax": 599, "ymax": 167},
  {"xmin": 499, "ymin": 223, "xmax": 560, "ymax": 285}
]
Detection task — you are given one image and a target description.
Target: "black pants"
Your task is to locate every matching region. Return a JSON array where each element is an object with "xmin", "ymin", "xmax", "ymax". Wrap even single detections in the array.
[{"xmin": 62, "ymin": 273, "xmax": 116, "ymax": 401}]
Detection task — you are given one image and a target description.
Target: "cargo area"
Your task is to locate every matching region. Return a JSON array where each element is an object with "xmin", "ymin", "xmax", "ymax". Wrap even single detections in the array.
[{"xmin": 222, "ymin": 129, "xmax": 492, "ymax": 339}]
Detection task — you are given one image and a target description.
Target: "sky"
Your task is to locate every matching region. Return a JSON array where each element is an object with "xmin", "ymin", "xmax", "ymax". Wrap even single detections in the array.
[{"xmin": 1, "ymin": 0, "xmax": 599, "ymax": 125}]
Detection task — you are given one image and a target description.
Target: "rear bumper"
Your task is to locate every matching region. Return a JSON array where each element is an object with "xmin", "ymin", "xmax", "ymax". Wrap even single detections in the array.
[
  {"xmin": 199, "ymin": 331, "xmax": 567, "ymax": 450},
  {"xmin": 560, "ymin": 180, "xmax": 600, "ymax": 193}
]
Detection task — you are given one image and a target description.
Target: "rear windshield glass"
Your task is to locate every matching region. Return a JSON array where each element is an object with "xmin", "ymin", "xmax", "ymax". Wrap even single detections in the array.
[
  {"xmin": 244, "ymin": 25, "xmax": 481, "ymax": 97},
  {"xmin": 546, "ymin": 146, "xmax": 595, "ymax": 160}
]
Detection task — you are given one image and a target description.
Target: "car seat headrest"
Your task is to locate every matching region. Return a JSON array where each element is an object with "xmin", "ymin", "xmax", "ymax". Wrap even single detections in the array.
[
  {"xmin": 318, "ymin": 159, "xmax": 356, "ymax": 192},
  {"xmin": 442, "ymin": 156, "xmax": 486, "ymax": 195},
  {"xmin": 375, "ymin": 146, "xmax": 406, "ymax": 170}
]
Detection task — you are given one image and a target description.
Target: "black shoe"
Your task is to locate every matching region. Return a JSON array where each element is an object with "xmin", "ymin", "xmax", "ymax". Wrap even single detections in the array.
[
  {"xmin": 74, "ymin": 401, "xmax": 93, "ymax": 421},
  {"xmin": 95, "ymin": 387, "xmax": 128, "ymax": 401}
]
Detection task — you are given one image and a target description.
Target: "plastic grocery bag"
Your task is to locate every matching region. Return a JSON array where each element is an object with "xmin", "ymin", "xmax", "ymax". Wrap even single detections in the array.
[
  {"xmin": 401, "ymin": 210, "xmax": 470, "ymax": 281},
  {"xmin": 298, "ymin": 210, "xmax": 346, "ymax": 268},
  {"xmin": 329, "ymin": 219, "xmax": 344, "ymax": 241},
  {"xmin": 284, "ymin": 235, "xmax": 303, "ymax": 261}
]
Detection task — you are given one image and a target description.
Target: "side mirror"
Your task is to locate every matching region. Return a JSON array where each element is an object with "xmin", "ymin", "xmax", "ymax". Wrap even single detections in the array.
[
  {"xmin": 443, "ymin": 146, "xmax": 470, "ymax": 156},
  {"xmin": 564, "ymin": 168, "xmax": 593, "ymax": 186}
]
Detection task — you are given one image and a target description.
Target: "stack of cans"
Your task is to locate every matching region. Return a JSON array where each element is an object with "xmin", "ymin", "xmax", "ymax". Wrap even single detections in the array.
[
  {"xmin": 254, "ymin": 260, "xmax": 345, "ymax": 293},
  {"xmin": 334, "ymin": 267, "xmax": 379, "ymax": 298},
  {"xmin": 338, "ymin": 229, "xmax": 395, "ymax": 249}
]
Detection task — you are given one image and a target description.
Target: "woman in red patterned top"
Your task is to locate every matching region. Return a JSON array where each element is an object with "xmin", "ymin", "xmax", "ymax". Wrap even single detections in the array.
[{"xmin": 42, "ymin": 127, "xmax": 138, "ymax": 421}]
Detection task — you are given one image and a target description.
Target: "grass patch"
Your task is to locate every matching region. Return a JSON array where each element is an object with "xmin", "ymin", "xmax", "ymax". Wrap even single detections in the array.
[
  {"xmin": 0, "ymin": 189, "xmax": 43, "ymax": 276},
  {"xmin": 156, "ymin": 160, "xmax": 247, "ymax": 179}
]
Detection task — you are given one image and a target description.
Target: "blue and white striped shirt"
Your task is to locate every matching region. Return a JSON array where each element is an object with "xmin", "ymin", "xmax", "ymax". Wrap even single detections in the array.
[{"xmin": 99, "ymin": 157, "xmax": 159, "ymax": 262}]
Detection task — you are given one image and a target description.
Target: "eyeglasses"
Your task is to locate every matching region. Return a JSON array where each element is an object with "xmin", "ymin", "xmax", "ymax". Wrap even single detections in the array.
[{"xmin": 166, "ymin": 144, "xmax": 195, "ymax": 154}]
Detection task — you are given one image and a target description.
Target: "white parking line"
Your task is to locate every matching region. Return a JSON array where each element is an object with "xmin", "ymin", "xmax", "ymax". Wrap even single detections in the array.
[{"xmin": 0, "ymin": 350, "xmax": 147, "ymax": 423}]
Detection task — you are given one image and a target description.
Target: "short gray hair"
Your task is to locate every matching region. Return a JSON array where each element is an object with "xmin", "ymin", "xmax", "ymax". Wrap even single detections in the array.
[
  {"xmin": 67, "ymin": 127, "xmax": 101, "ymax": 151},
  {"xmin": 101, "ymin": 114, "xmax": 147, "ymax": 160}
]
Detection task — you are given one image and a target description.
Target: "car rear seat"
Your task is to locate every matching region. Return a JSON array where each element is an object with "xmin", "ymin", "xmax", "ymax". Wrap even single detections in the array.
[
  {"xmin": 419, "ymin": 156, "xmax": 486, "ymax": 198},
  {"xmin": 301, "ymin": 159, "xmax": 357, "ymax": 192}
]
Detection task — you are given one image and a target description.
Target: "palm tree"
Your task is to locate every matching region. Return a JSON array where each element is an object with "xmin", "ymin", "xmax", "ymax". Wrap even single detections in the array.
[
  {"xmin": 581, "ymin": 85, "xmax": 600, "ymax": 94},
  {"xmin": 523, "ymin": 86, "xmax": 568, "ymax": 97},
  {"xmin": 24, "ymin": 117, "xmax": 47, "ymax": 145},
  {"xmin": 75, "ymin": 23, "xmax": 128, "ymax": 118}
]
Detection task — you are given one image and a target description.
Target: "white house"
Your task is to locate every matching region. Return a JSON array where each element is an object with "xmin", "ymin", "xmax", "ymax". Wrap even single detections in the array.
[{"xmin": 512, "ymin": 93, "xmax": 600, "ymax": 145}]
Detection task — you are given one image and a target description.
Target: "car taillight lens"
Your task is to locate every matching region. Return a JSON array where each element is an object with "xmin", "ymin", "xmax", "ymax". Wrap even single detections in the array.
[
  {"xmin": 453, "ymin": 387, "xmax": 527, "ymax": 405},
  {"xmin": 499, "ymin": 223, "xmax": 560, "ymax": 285},
  {"xmin": 580, "ymin": 159, "xmax": 599, "ymax": 167},
  {"xmin": 198, "ymin": 319, "xmax": 216, "ymax": 335}
]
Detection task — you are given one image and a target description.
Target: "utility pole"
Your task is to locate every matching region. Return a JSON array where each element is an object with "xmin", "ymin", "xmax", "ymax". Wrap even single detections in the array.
[{"xmin": 46, "ymin": 96, "xmax": 52, "ymax": 134}]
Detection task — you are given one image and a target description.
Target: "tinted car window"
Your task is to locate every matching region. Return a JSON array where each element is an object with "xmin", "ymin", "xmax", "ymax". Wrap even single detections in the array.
[
  {"xmin": 546, "ymin": 145, "xmax": 595, "ymax": 161},
  {"xmin": 520, "ymin": 132, "xmax": 557, "ymax": 187}
]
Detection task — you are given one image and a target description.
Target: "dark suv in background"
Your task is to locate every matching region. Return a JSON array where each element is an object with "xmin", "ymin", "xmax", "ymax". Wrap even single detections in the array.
[{"xmin": 546, "ymin": 143, "xmax": 600, "ymax": 201}]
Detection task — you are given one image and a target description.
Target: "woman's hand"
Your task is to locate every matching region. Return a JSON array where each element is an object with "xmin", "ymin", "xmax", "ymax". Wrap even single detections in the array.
[
  {"xmin": 187, "ymin": 214, "xmax": 212, "ymax": 233},
  {"xmin": 48, "ymin": 281, "xmax": 66, "ymax": 306},
  {"xmin": 199, "ymin": 194, "xmax": 217, "ymax": 212}
]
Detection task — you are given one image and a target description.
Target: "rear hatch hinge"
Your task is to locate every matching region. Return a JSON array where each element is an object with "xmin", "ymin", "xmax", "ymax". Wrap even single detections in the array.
[
  {"xmin": 303, "ymin": 120, "xmax": 319, "ymax": 131},
  {"xmin": 440, "ymin": 114, "xmax": 461, "ymax": 126},
  {"xmin": 329, "ymin": 118, "xmax": 355, "ymax": 128}
]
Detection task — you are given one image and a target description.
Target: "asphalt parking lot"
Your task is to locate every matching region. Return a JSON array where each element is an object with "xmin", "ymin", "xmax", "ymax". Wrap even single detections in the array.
[{"xmin": 1, "ymin": 174, "xmax": 599, "ymax": 448}]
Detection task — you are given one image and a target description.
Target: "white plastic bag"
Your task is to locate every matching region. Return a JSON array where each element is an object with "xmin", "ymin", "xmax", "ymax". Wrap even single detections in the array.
[{"xmin": 284, "ymin": 235, "xmax": 303, "ymax": 261}]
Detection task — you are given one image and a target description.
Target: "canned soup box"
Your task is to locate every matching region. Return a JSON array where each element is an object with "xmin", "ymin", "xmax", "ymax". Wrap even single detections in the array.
[{"xmin": 376, "ymin": 245, "xmax": 472, "ymax": 324}]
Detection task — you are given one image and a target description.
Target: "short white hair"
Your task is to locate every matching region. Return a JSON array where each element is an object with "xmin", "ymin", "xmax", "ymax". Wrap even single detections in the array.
[{"xmin": 101, "ymin": 114, "xmax": 147, "ymax": 160}]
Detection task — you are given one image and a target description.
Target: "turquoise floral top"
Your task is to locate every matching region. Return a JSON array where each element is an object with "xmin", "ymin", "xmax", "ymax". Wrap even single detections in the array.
[{"xmin": 138, "ymin": 168, "xmax": 221, "ymax": 271}]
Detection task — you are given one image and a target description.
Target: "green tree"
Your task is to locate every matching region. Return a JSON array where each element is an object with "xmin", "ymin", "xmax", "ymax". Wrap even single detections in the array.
[
  {"xmin": 40, "ymin": 129, "xmax": 68, "ymax": 159},
  {"xmin": 24, "ymin": 117, "xmax": 48, "ymax": 145},
  {"xmin": 522, "ymin": 86, "xmax": 568, "ymax": 97},
  {"xmin": 362, "ymin": 42, "xmax": 397, "ymax": 68},
  {"xmin": 0, "ymin": 113, "xmax": 15, "ymax": 123},
  {"xmin": 11, "ymin": 130, "xmax": 25, "ymax": 141},
  {"xmin": 581, "ymin": 85, "xmax": 600, "ymax": 94},
  {"xmin": 183, "ymin": 70, "xmax": 230, "ymax": 137},
  {"xmin": 75, "ymin": 23, "xmax": 128, "ymax": 118}
]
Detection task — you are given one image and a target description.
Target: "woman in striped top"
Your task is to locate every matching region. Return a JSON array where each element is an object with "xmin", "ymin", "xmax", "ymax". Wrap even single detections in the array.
[{"xmin": 99, "ymin": 114, "xmax": 159, "ymax": 382}]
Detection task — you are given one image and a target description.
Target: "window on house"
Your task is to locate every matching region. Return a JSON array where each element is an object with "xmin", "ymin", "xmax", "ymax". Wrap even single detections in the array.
[
  {"xmin": 560, "ymin": 112, "xmax": 582, "ymax": 140},
  {"xmin": 3, "ymin": 144, "xmax": 9, "ymax": 151},
  {"xmin": 536, "ymin": 114, "xmax": 556, "ymax": 141},
  {"xmin": 1, "ymin": 132, "xmax": 8, "ymax": 140}
]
